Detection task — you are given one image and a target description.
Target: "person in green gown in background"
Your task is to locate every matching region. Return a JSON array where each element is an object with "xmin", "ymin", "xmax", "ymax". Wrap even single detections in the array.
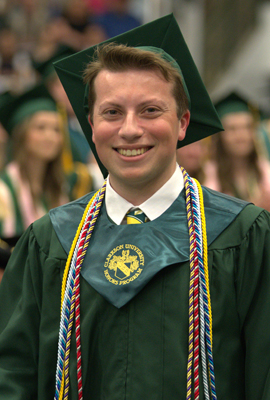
[
  {"xmin": 0, "ymin": 14, "xmax": 270, "ymax": 400},
  {"xmin": 0, "ymin": 84, "xmax": 69, "ymax": 241}
]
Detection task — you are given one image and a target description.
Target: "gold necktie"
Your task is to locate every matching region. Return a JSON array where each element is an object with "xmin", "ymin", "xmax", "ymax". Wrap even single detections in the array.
[{"xmin": 125, "ymin": 208, "xmax": 149, "ymax": 224}]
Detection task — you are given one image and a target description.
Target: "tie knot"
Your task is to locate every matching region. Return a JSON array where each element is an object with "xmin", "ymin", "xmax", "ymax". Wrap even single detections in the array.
[{"xmin": 125, "ymin": 208, "xmax": 149, "ymax": 224}]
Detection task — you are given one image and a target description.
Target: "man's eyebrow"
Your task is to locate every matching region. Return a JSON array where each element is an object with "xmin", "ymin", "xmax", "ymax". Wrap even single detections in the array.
[
  {"xmin": 97, "ymin": 101, "xmax": 122, "ymax": 110},
  {"xmin": 138, "ymin": 99, "xmax": 167, "ymax": 107},
  {"xmin": 98, "ymin": 98, "xmax": 168, "ymax": 110}
]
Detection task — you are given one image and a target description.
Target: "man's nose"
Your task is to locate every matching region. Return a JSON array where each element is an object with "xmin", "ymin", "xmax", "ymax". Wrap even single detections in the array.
[{"xmin": 118, "ymin": 113, "xmax": 144, "ymax": 139}]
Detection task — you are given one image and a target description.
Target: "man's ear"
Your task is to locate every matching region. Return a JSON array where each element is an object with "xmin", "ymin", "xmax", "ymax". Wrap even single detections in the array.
[
  {"xmin": 88, "ymin": 115, "xmax": 95, "ymax": 143},
  {"xmin": 178, "ymin": 110, "xmax": 190, "ymax": 142}
]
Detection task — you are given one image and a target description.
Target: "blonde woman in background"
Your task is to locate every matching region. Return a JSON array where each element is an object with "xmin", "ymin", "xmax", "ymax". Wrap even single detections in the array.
[
  {"xmin": 0, "ymin": 84, "xmax": 68, "ymax": 241},
  {"xmin": 204, "ymin": 92, "xmax": 270, "ymax": 211}
]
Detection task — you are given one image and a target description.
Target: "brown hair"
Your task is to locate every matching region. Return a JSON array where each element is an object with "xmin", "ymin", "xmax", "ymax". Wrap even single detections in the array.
[
  {"xmin": 12, "ymin": 115, "xmax": 66, "ymax": 209},
  {"xmin": 212, "ymin": 132, "xmax": 262, "ymax": 199},
  {"xmin": 83, "ymin": 43, "xmax": 189, "ymax": 122}
]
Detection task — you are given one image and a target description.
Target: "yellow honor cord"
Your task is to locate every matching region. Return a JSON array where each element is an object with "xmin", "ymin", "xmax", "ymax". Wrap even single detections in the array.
[
  {"xmin": 194, "ymin": 179, "xmax": 213, "ymax": 348},
  {"xmin": 59, "ymin": 190, "xmax": 99, "ymax": 400}
]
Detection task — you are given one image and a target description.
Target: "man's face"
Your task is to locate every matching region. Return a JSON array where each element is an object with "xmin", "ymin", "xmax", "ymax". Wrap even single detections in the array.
[{"xmin": 90, "ymin": 68, "xmax": 190, "ymax": 195}]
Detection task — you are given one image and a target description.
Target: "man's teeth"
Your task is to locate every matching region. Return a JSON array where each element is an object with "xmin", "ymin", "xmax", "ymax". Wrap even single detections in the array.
[{"xmin": 118, "ymin": 148, "xmax": 148, "ymax": 156}]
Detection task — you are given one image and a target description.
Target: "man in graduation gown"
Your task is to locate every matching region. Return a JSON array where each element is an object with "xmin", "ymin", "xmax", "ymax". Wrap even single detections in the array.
[{"xmin": 0, "ymin": 14, "xmax": 270, "ymax": 400}]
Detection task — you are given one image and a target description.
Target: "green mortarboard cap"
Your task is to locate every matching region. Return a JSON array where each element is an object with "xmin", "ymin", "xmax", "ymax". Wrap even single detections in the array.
[
  {"xmin": 214, "ymin": 91, "xmax": 255, "ymax": 120},
  {"xmin": 0, "ymin": 84, "xmax": 58, "ymax": 135},
  {"xmin": 54, "ymin": 13, "xmax": 223, "ymax": 177},
  {"xmin": 32, "ymin": 45, "xmax": 76, "ymax": 81}
]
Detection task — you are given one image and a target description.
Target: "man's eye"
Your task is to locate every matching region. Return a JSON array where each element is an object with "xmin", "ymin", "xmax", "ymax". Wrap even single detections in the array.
[
  {"xmin": 142, "ymin": 107, "xmax": 161, "ymax": 117},
  {"xmin": 106, "ymin": 109, "xmax": 118, "ymax": 115},
  {"xmin": 146, "ymin": 107, "xmax": 157, "ymax": 113}
]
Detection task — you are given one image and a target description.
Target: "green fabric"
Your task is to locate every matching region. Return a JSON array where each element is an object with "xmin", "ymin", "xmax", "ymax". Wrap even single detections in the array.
[
  {"xmin": 10, "ymin": 99, "xmax": 57, "ymax": 131},
  {"xmin": 0, "ymin": 197, "xmax": 270, "ymax": 398},
  {"xmin": 50, "ymin": 187, "xmax": 247, "ymax": 308},
  {"xmin": 216, "ymin": 101, "xmax": 250, "ymax": 119},
  {"xmin": 53, "ymin": 14, "xmax": 223, "ymax": 178},
  {"xmin": 0, "ymin": 84, "xmax": 57, "ymax": 135},
  {"xmin": 215, "ymin": 91, "xmax": 252, "ymax": 120}
]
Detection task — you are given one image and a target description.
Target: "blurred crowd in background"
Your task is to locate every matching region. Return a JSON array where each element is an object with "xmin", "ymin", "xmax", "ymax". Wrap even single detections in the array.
[
  {"xmin": 0, "ymin": 0, "xmax": 142, "ymax": 275},
  {"xmin": 1, "ymin": 0, "xmax": 270, "ymax": 277}
]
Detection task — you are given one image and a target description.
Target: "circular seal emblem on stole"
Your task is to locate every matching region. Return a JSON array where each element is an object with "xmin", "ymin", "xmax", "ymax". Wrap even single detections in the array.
[{"xmin": 104, "ymin": 244, "xmax": 145, "ymax": 285}]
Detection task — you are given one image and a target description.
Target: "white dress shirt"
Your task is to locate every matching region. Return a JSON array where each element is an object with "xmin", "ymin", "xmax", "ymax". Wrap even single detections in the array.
[{"xmin": 105, "ymin": 165, "xmax": 184, "ymax": 225}]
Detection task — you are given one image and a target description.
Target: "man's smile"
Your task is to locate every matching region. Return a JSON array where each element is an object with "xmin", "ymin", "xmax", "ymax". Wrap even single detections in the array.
[{"xmin": 116, "ymin": 147, "xmax": 151, "ymax": 157}]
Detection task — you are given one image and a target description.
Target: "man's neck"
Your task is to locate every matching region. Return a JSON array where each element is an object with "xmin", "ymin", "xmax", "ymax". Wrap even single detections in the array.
[
  {"xmin": 109, "ymin": 173, "xmax": 177, "ymax": 206},
  {"xmin": 108, "ymin": 185, "xmax": 153, "ymax": 206},
  {"xmin": 109, "ymin": 166, "xmax": 176, "ymax": 206},
  {"xmin": 105, "ymin": 166, "xmax": 183, "ymax": 225}
]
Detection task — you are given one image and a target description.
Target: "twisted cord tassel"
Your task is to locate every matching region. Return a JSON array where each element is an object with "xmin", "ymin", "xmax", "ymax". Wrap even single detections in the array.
[
  {"xmin": 63, "ymin": 220, "xmax": 92, "ymax": 400},
  {"xmin": 54, "ymin": 181, "xmax": 107, "ymax": 400},
  {"xmin": 195, "ymin": 180, "xmax": 217, "ymax": 400},
  {"xmin": 184, "ymin": 172, "xmax": 200, "ymax": 400},
  {"xmin": 193, "ymin": 180, "xmax": 210, "ymax": 400},
  {"xmin": 54, "ymin": 193, "xmax": 99, "ymax": 400},
  {"xmin": 189, "ymin": 181, "xmax": 200, "ymax": 400},
  {"xmin": 63, "ymin": 182, "xmax": 106, "ymax": 400},
  {"xmin": 74, "ymin": 185, "xmax": 106, "ymax": 400},
  {"xmin": 60, "ymin": 196, "xmax": 100, "ymax": 400},
  {"xmin": 182, "ymin": 167, "xmax": 218, "ymax": 400},
  {"xmin": 182, "ymin": 167, "xmax": 195, "ymax": 400}
]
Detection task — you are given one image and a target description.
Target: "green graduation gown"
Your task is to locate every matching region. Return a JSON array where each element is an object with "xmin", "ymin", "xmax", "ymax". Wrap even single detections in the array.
[{"xmin": 0, "ymin": 187, "xmax": 270, "ymax": 399}]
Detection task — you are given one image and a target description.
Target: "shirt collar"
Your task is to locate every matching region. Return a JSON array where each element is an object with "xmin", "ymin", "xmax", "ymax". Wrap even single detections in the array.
[{"xmin": 105, "ymin": 165, "xmax": 184, "ymax": 225}]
